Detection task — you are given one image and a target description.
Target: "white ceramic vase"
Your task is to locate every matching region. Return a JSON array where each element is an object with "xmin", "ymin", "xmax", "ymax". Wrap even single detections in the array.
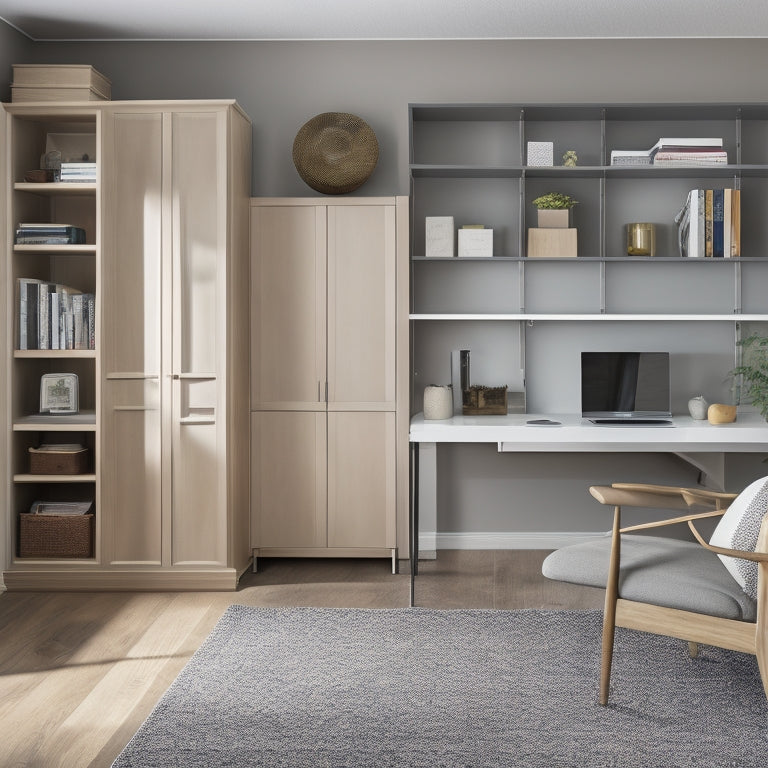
[
  {"xmin": 687, "ymin": 395, "xmax": 709, "ymax": 420},
  {"xmin": 423, "ymin": 385, "xmax": 453, "ymax": 420}
]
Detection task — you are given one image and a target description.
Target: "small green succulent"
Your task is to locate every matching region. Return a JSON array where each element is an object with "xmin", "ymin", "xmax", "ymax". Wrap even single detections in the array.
[{"xmin": 532, "ymin": 192, "xmax": 579, "ymax": 210}]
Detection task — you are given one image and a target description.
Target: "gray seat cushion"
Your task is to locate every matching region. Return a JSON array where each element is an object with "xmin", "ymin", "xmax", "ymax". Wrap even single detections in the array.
[{"xmin": 542, "ymin": 534, "xmax": 756, "ymax": 621}]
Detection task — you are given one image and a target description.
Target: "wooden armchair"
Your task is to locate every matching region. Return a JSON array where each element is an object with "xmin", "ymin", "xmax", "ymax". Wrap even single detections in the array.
[{"xmin": 542, "ymin": 478, "xmax": 768, "ymax": 705}]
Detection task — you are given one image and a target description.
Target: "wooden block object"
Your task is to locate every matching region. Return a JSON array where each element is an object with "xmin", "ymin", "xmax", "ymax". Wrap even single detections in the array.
[{"xmin": 527, "ymin": 228, "xmax": 577, "ymax": 258}]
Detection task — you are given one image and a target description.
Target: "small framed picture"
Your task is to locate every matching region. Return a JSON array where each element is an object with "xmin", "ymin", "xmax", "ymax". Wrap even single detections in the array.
[{"xmin": 40, "ymin": 373, "xmax": 79, "ymax": 414}]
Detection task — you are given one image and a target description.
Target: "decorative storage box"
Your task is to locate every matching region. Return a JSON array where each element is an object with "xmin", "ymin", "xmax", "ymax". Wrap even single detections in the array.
[
  {"xmin": 462, "ymin": 385, "xmax": 508, "ymax": 415},
  {"xmin": 12, "ymin": 64, "xmax": 111, "ymax": 102},
  {"xmin": 18, "ymin": 511, "xmax": 94, "ymax": 558},
  {"xmin": 29, "ymin": 445, "xmax": 89, "ymax": 475}
]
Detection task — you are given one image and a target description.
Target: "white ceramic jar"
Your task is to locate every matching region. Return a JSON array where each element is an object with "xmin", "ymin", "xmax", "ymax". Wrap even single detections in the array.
[{"xmin": 423, "ymin": 385, "xmax": 453, "ymax": 420}]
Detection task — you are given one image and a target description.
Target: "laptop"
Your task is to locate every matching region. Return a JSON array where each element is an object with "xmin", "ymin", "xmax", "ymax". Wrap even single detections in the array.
[{"xmin": 581, "ymin": 352, "xmax": 672, "ymax": 424}]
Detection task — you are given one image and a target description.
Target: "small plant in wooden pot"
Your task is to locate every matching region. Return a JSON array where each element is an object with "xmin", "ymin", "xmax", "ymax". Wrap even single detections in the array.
[{"xmin": 532, "ymin": 192, "xmax": 579, "ymax": 229}]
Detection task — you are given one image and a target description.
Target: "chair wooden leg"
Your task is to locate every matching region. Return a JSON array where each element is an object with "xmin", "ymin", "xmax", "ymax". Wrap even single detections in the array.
[
  {"xmin": 600, "ymin": 505, "xmax": 621, "ymax": 706},
  {"xmin": 688, "ymin": 641, "xmax": 699, "ymax": 658}
]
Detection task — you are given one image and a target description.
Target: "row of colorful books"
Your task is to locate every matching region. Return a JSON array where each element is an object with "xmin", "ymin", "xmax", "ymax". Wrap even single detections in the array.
[
  {"xmin": 611, "ymin": 137, "xmax": 727, "ymax": 167},
  {"xmin": 675, "ymin": 188, "xmax": 741, "ymax": 259},
  {"xmin": 17, "ymin": 278, "xmax": 95, "ymax": 350}
]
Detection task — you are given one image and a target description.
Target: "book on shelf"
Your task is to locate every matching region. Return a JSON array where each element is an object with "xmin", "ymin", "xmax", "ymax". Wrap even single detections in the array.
[
  {"xmin": 15, "ymin": 223, "xmax": 87, "ymax": 245},
  {"xmin": 16, "ymin": 278, "xmax": 95, "ymax": 350},
  {"xmin": 610, "ymin": 149, "xmax": 652, "ymax": 166},
  {"xmin": 675, "ymin": 187, "xmax": 741, "ymax": 258}
]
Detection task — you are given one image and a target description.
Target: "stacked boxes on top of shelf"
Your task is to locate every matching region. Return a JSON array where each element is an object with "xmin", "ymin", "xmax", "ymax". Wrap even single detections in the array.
[{"xmin": 11, "ymin": 64, "xmax": 111, "ymax": 102}]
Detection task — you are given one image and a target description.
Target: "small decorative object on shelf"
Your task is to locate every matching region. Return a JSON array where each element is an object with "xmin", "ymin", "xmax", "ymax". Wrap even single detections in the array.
[
  {"xmin": 527, "ymin": 141, "xmax": 554, "ymax": 166},
  {"xmin": 462, "ymin": 385, "xmax": 508, "ymax": 415},
  {"xmin": 39, "ymin": 373, "xmax": 79, "ymax": 415},
  {"xmin": 688, "ymin": 395, "xmax": 709, "ymax": 420},
  {"xmin": 458, "ymin": 225, "xmax": 493, "ymax": 257},
  {"xmin": 423, "ymin": 385, "xmax": 453, "ymax": 420},
  {"xmin": 707, "ymin": 403, "xmax": 737, "ymax": 424},
  {"xmin": 627, "ymin": 222, "xmax": 656, "ymax": 257},
  {"xmin": 529, "ymin": 193, "xmax": 578, "ymax": 257},
  {"xmin": 425, "ymin": 216, "xmax": 454, "ymax": 258},
  {"xmin": 562, "ymin": 150, "xmax": 578, "ymax": 167}
]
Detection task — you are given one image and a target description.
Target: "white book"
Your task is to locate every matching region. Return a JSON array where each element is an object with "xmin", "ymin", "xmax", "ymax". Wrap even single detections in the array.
[{"xmin": 688, "ymin": 189, "xmax": 701, "ymax": 258}]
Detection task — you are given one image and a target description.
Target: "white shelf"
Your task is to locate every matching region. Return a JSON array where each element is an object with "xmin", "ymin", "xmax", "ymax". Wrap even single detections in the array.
[
  {"xmin": 410, "ymin": 313, "xmax": 768, "ymax": 322},
  {"xmin": 13, "ymin": 411, "xmax": 96, "ymax": 431},
  {"xmin": 14, "ymin": 244, "xmax": 96, "ymax": 255}
]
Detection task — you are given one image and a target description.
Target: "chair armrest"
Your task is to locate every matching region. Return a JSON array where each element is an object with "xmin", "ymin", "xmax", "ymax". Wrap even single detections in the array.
[
  {"xmin": 688, "ymin": 516, "xmax": 768, "ymax": 564},
  {"xmin": 590, "ymin": 484, "xmax": 699, "ymax": 511},
  {"xmin": 620, "ymin": 509, "xmax": 725, "ymax": 534}
]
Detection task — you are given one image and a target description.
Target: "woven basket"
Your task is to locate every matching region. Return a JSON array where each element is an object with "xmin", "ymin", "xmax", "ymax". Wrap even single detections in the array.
[
  {"xmin": 18, "ymin": 513, "xmax": 94, "ymax": 558},
  {"xmin": 292, "ymin": 112, "xmax": 378, "ymax": 194}
]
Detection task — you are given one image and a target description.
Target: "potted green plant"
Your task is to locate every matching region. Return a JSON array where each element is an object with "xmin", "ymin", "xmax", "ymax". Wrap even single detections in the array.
[
  {"xmin": 532, "ymin": 192, "xmax": 579, "ymax": 228},
  {"xmin": 730, "ymin": 333, "xmax": 768, "ymax": 420}
]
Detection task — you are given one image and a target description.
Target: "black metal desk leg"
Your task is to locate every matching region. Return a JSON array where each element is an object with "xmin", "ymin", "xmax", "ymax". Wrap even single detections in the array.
[{"xmin": 410, "ymin": 441, "xmax": 419, "ymax": 607}]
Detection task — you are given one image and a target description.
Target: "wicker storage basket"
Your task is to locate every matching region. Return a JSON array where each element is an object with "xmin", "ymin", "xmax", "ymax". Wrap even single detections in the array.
[
  {"xmin": 29, "ymin": 446, "xmax": 89, "ymax": 475},
  {"xmin": 462, "ymin": 386, "xmax": 508, "ymax": 415},
  {"xmin": 292, "ymin": 112, "xmax": 378, "ymax": 194},
  {"xmin": 18, "ymin": 513, "xmax": 94, "ymax": 558}
]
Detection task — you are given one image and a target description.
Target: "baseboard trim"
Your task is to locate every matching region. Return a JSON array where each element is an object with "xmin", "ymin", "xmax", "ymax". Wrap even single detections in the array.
[{"xmin": 420, "ymin": 531, "xmax": 607, "ymax": 551}]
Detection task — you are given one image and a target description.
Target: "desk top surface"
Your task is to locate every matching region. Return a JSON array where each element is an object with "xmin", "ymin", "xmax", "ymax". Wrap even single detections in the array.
[{"xmin": 410, "ymin": 411, "xmax": 768, "ymax": 451}]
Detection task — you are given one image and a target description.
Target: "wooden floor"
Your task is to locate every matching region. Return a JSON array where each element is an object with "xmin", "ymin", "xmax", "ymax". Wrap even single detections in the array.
[{"xmin": 0, "ymin": 551, "xmax": 603, "ymax": 767}]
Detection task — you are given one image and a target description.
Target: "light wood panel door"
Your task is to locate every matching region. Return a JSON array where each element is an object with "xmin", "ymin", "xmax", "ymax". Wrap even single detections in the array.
[
  {"xmin": 327, "ymin": 204, "xmax": 397, "ymax": 411},
  {"xmin": 169, "ymin": 111, "xmax": 227, "ymax": 567},
  {"xmin": 328, "ymin": 411, "xmax": 396, "ymax": 548},
  {"xmin": 251, "ymin": 411, "xmax": 326, "ymax": 548},
  {"xmin": 102, "ymin": 111, "xmax": 164, "ymax": 566},
  {"xmin": 250, "ymin": 205, "xmax": 326, "ymax": 411}
]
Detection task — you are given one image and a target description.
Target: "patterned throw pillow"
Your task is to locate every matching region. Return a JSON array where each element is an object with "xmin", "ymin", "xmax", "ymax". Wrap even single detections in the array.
[{"xmin": 709, "ymin": 476, "xmax": 768, "ymax": 600}]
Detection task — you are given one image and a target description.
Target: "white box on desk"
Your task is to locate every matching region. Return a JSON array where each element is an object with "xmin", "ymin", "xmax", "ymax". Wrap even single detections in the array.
[
  {"xmin": 458, "ymin": 228, "xmax": 493, "ymax": 258},
  {"xmin": 425, "ymin": 216, "xmax": 454, "ymax": 257}
]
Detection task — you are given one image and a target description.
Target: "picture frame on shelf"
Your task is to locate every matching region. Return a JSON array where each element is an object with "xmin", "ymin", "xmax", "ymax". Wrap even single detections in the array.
[{"xmin": 39, "ymin": 373, "xmax": 79, "ymax": 414}]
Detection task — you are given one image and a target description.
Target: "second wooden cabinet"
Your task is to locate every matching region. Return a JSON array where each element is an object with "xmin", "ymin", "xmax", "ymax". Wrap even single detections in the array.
[{"xmin": 250, "ymin": 198, "xmax": 408, "ymax": 567}]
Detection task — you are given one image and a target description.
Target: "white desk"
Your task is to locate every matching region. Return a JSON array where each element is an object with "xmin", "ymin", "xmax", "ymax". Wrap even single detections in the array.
[{"xmin": 408, "ymin": 412, "xmax": 768, "ymax": 604}]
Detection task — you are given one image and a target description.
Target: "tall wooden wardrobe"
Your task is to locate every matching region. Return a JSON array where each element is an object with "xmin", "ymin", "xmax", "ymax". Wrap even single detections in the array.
[{"xmin": 250, "ymin": 197, "xmax": 409, "ymax": 570}]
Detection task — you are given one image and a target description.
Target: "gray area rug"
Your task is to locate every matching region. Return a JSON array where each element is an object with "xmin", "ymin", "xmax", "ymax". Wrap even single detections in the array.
[{"xmin": 112, "ymin": 606, "xmax": 767, "ymax": 768}]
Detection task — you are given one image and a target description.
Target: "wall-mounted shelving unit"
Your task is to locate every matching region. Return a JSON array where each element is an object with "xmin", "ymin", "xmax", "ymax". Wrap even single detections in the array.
[{"xmin": 409, "ymin": 103, "xmax": 768, "ymax": 416}]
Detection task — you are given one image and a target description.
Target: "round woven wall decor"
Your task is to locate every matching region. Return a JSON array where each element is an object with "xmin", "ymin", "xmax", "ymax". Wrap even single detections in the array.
[{"xmin": 292, "ymin": 112, "xmax": 379, "ymax": 194}]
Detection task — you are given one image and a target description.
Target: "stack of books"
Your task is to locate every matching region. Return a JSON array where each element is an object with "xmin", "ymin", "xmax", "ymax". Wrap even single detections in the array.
[
  {"xmin": 17, "ymin": 278, "xmax": 95, "ymax": 350},
  {"xmin": 651, "ymin": 138, "xmax": 727, "ymax": 167},
  {"xmin": 14, "ymin": 223, "xmax": 86, "ymax": 245},
  {"xmin": 675, "ymin": 188, "xmax": 741, "ymax": 258},
  {"xmin": 610, "ymin": 137, "xmax": 727, "ymax": 167},
  {"xmin": 60, "ymin": 162, "xmax": 97, "ymax": 183}
]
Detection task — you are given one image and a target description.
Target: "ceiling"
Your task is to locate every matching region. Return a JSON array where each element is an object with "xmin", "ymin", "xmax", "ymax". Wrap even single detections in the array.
[{"xmin": 2, "ymin": 0, "xmax": 768, "ymax": 41}]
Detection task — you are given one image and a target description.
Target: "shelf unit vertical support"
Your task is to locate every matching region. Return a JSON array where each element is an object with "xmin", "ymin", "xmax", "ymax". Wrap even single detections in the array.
[
  {"xmin": 599, "ymin": 110, "xmax": 607, "ymax": 311},
  {"xmin": 518, "ymin": 108, "xmax": 526, "ymax": 264}
]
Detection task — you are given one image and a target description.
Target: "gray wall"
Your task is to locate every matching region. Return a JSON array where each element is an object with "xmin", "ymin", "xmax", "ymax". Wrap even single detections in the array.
[
  {"xmin": 0, "ymin": 21, "xmax": 33, "ymax": 99},
  {"xmin": 11, "ymin": 38, "xmax": 768, "ymax": 197},
  {"xmin": 4, "ymin": 32, "xmax": 768, "ymax": 540}
]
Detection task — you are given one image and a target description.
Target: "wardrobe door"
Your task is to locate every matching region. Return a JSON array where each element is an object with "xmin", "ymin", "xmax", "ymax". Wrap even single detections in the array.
[
  {"xmin": 250, "ymin": 204, "xmax": 327, "ymax": 411},
  {"xmin": 251, "ymin": 411, "xmax": 327, "ymax": 549},
  {"xmin": 102, "ymin": 111, "xmax": 164, "ymax": 566},
  {"xmin": 170, "ymin": 111, "xmax": 227, "ymax": 566},
  {"xmin": 327, "ymin": 204, "xmax": 396, "ymax": 411},
  {"xmin": 327, "ymin": 411, "xmax": 396, "ymax": 549}
]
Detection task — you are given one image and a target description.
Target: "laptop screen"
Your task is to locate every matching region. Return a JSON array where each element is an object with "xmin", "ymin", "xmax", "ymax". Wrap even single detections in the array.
[{"xmin": 581, "ymin": 352, "xmax": 671, "ymax": 421}]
